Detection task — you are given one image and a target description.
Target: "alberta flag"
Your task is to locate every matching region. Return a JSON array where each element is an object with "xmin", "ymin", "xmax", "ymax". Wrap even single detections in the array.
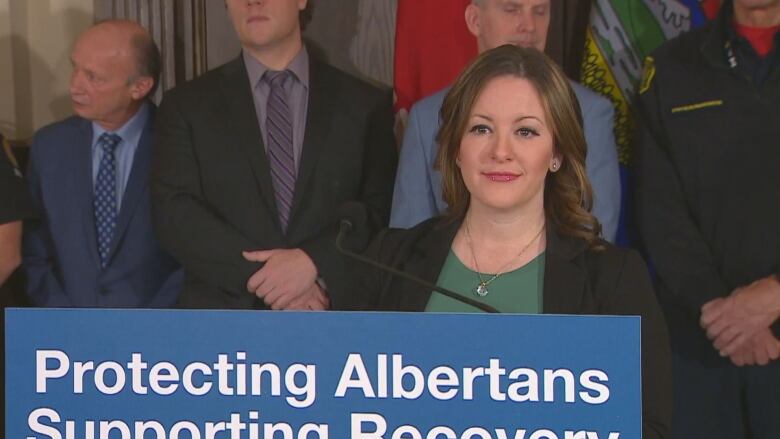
[{"xmin": 581, "ymin": 0, "xmax": 721, "ymax": 245}]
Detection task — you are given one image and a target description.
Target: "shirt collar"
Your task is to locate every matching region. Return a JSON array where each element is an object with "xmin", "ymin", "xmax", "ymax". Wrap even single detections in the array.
[
  {"xmin": 724, "ymin": 8, "xmax": 780, "ymax": 43},
  {"xmin": 700, "ymin": 1, "xmax": 736, "ymax": 68},
  {"xmin": 242, "ymin": 46, "xmax": 310, "ymax": 89},
  {"xmin": 91, "ymin": 102, "xmax": 150, "ymax": 150},
  {"xmin": 730, "ymin": 21, "xmax": 780, "ymax": 57},
  {"xmin": 701, "ymin": 0, "xmax": 780, "ymax": 68}
]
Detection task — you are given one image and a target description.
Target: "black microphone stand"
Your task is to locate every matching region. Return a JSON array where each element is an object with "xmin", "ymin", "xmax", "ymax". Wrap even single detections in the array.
[{"xmin": 336, "ymin": 221, "xmax": 499, "ymax": 313}]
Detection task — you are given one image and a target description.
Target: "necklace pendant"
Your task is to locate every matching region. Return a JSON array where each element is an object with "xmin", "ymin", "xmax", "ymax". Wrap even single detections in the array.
[{"xmin": 475, "ymin": 283, "xmax": 489, "ymax": 297}]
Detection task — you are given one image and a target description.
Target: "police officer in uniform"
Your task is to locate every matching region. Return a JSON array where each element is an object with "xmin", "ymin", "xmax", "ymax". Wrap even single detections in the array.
[
  {"xmin": 634, "ymin": 0, "xmax": 780, "ymax": 437},
  {"xmin": 0, "ymin": 132, "xmax": 35, "ymax": 433},
  {"xmin": 0, "ymin": 133, "xmax": 34, "ymax": 289}
]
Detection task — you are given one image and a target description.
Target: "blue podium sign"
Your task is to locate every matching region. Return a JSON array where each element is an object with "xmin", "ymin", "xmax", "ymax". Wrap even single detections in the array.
[{"xmin": 6, "ymin": 309, "xmax": 640, "ymax": 439}]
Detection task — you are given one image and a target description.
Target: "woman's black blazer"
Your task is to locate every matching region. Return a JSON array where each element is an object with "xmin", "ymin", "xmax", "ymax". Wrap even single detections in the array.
[{"xmin": 343, "ymin": 216, "xmax": 672, "ymax": 439}]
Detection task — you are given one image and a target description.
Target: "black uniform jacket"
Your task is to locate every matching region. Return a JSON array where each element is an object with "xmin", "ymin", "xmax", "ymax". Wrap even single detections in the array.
[
  {"xmin": 343, "ymin": 216, "xmax": 672, "ymax": 439},
  {"xmin": 0, "ymin": 136, "xmax": 34, "ymax": 225},
  {"xmin": 634, "ymin": 1, "xmax": 780, "ymax": 364}
]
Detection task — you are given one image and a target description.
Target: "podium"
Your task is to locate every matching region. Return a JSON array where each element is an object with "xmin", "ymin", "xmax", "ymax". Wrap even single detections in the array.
[{"xmin": 6, "ymin": 309, "xmax": 639, "ymax": 438}]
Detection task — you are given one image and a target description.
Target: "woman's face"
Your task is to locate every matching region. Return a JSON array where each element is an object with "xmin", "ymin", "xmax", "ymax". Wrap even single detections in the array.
[{"xmin": 457, "ymin": 75, "xmax": 560, "ymax": 215}]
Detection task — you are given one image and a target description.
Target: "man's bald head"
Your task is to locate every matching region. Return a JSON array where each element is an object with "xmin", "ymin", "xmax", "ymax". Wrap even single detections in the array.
[
  {"xmin": 69, "ymin": 20, "xmax": 160, "ymax": 130},
  {"xmin": 82, "ymin": 20, "xmax": 160, "ymax": 94}
]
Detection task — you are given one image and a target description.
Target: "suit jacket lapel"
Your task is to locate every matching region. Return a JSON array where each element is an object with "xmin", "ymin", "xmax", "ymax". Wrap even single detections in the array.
[
  {"xmin": 73, "ymin": 119, "xmax": 100, "ymax": 267},
  {"xmin": 288, "ymin": 58, "xmax": 335, "ymax": 230},
  {"xmin": 542, "ymin": 226, "xmax": 587, "ymax": 314},
  {"xmin": 395, "ymin": 219, "xmax": 460, "ymax": 311},
  {"xmin": 220, "ymin": 56, "xmax": 281, "ymax": 231},
  {"xmin": 394, "ymin": 218, "xmax": 589, "ymax": 313},
  {"xmin": 106, "ymin": 112, "xmax": 153, "ymax": 262}
]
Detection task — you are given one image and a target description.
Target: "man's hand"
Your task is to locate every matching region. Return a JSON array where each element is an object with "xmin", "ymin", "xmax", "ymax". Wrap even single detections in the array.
[
  {"xmin": 727, "ymin": 328, "xmax": 780, "ymax": 367},
  {"xmin": 701, "ymin": 276, "xmax": 780, "ymax": 356},
  {"xmin": 243, "ymin": 248, "xmax": 318, "ymax": 309},
  {"xmin": 0, "ymin": 221, "xmax": 22, "ymax": 286},
  {"xmin": 284, "ymin": 283, "xmax": 330, "ymax": 311}
]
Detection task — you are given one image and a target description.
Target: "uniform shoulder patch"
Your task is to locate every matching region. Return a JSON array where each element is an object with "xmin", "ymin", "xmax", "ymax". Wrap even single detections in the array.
[{"xmin": 639, "ymin": 56, "xmax": 656, "ymax": 95}]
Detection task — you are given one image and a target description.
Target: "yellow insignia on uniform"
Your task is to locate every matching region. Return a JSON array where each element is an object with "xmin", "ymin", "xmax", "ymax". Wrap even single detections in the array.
[
  {"xmin": 639, "ymin": 56, "xmax": 656, "ymax": 95},
  {"xmin": 2, "ymin": 135, "xmax": 21, "ymax": 170},
  {"xmin": 0, "ymin": 136, "xmax": 22, "ymax": 178},
  {"xmin": 671, "ymin": 100, "xmax": 724, "ymax": 113}
]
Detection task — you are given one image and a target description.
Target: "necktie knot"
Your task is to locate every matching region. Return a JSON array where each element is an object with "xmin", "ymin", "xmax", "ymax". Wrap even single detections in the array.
[
  {"xmin": 265, "ymin": 70, "xmax": 290, "ymax": 88},
  {"xmin": 99, "ymin": 133, "xmax": 121, "ymax": 154}
]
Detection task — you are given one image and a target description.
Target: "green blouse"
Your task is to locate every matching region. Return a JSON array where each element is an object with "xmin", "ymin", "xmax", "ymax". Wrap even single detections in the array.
[{"xmin": 424, "ymin": 250, "xmax": 545, "ymax": 313}]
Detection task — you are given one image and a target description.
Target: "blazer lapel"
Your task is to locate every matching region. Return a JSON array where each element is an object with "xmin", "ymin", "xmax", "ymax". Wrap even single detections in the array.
[
  {"xmin": 105, "ymin": 113, "xmax": 153, "ymax": 262},
  {"xmin": 395, "ymin": 219, "xmax": 461, "ymax": 311},
  {"xmin": 73, "ymin": 119, "xmax": 100, "ymax": 267},
  {"xmin": 288, "ymin": 58, "xmax": 335, "ymax": 230},
  {"xmin": 392, "ymin": 218, "xmax": 590, "ymax": 314},
  {"xmin": 542, "ymin": 226, "xmax": 588, "ymax": 314},
  {"xmin": 220, "ymin": 56, "xmax": 282, "ymax": 231}
]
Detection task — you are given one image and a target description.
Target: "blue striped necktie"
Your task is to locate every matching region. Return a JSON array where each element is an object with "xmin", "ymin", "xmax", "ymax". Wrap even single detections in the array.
[
  {"xmin": 94, "ymin": 132, "xmax": 121, "ymax": 267},
  {"xmin": 265, "ymin": 70, "xmax": 296, "ymax": 233}
]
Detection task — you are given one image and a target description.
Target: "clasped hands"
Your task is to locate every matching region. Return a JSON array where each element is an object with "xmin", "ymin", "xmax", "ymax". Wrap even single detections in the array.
[
  {"xmin": 242, "ymin": 248, "xmax": 329, "ymax": 310},
  {"xmin": 700, "ymin": 276, "xmax": 780, "ymax": 366}
]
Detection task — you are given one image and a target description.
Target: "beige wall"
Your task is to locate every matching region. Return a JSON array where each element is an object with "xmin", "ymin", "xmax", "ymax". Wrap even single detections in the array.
[
  {"xmin": 204, "ymin": 0, "xmax": 396, "ymax": 89},
  {"xmin": 0, "ymin": 0, "xmax": 94, "ymax": 140}
]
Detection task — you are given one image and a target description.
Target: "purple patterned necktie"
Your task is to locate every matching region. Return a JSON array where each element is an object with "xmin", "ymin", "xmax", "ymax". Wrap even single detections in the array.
[{"xmin": 265, "ymin": 70, "xmax": 295, "ymax": 233}]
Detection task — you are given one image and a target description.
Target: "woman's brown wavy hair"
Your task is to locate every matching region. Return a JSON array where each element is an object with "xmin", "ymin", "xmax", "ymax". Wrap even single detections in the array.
[{"xmin": 435, "ymin": 44, "xmax": 602, "ymax": 246}]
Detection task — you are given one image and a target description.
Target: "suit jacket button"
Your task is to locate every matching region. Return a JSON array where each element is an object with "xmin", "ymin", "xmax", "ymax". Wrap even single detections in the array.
[{"xmin": 100, "ymin": 288, "xmax": 109, "ymax": 295}]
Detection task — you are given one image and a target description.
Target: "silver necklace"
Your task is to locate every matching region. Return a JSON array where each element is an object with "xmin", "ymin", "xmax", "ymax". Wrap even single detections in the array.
[{"xmin": 464, "ymin": 221, "xmax": 546, "ymax": 297}]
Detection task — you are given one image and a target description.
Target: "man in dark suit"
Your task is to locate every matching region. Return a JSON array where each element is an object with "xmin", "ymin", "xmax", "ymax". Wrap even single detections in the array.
[
  {"xmin": 23, "ymin": 20, "xmax": 182, "ymax": 307},
  {"xmin": 151, "ymin": 0, "xmax": 396, "ymax": 310}
]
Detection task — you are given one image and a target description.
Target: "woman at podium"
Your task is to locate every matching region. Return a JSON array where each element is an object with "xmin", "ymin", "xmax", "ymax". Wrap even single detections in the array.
[{"xmin": 345, "ymin": 45, "xmax": 671, "ymax": 439}]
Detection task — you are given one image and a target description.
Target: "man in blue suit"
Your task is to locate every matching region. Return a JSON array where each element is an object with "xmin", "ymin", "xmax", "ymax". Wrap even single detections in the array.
[
  {"xmin": 391, "ymin": 0, "xmax": 621, "ymax": 242},
  {"xmin": 23, "ymin": 20, "xmax": 181, "ymax": 307}
]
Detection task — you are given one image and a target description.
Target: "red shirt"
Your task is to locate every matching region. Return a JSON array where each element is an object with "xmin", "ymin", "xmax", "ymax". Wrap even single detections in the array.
[{"xmin": 733, "ymin": 21, "xmax": 780, "ymax": 57}]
